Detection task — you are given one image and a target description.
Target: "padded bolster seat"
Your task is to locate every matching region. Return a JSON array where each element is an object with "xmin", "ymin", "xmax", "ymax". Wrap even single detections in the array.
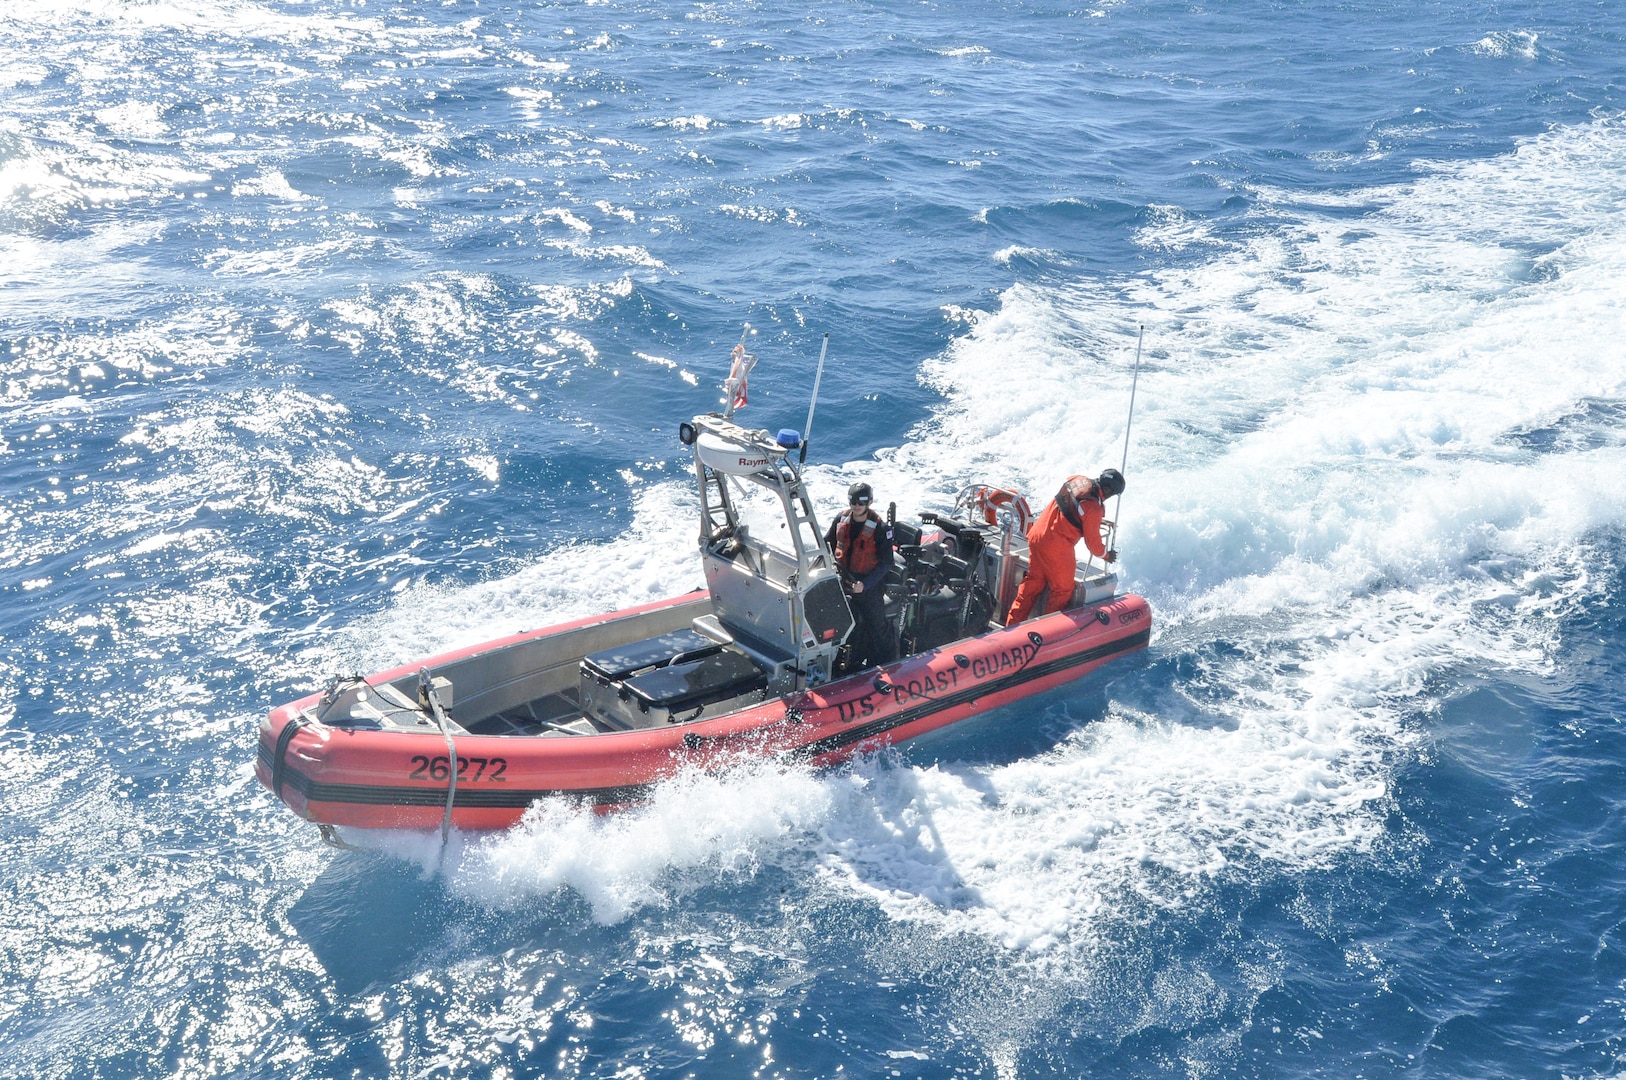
[
  {"xmin": 580, "ymin": 628, "xmax": 723, "ymax": 684},
  {"xmin": 623, "ymin": 648, "xmax": 767, "ymax": 716}
]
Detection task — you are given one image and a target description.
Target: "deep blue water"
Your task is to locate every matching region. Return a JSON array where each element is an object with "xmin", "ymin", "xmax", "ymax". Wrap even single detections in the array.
[{"xmin": 3, "ymin": 0, "xmax": 1626, "ymax": 1076}]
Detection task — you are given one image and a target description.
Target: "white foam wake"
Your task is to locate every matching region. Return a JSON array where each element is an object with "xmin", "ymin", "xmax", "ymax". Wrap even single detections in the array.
[
  {"xmin": 820, "ymin": 114, "xmax": 1626, "ymax": 951},
  {"xmin": 359, "ymin": 757, "xmax": 834, "ymax": 924}
]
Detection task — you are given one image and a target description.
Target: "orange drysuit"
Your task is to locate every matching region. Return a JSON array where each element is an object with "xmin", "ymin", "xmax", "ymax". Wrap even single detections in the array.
[{"xmin": 1006, "ymin": 475, "xmax": 1109, "ymax": 624}]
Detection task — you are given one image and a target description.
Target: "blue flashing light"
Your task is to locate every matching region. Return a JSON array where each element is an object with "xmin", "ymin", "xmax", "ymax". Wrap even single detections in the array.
[{"xmin": 776, "ymin": 428, "xmax": 801, "ymax": 449}]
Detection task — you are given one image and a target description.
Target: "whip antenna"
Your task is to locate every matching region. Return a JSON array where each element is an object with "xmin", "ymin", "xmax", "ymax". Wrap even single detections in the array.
[
  {"xmin": 799, "ymin": 332, "xmax": 830, "ymax": 464},
  {"xmin": 1110, "ymin": 323, "xmax": 1145, "ymax": 553}
]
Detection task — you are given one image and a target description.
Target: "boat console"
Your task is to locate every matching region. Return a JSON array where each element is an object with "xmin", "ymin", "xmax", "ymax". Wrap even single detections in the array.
[{"xmin": 685, "ymin": 413, "xmax": 852, "ymax": 690}]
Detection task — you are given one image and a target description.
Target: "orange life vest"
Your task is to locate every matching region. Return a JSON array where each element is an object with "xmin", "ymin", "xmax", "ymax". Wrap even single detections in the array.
[
  {"xmin": 1041, "ymin": 475, "xmax": 1108, "ymax": 559},
  {"xmin": 1055, "ymin": 475, "xmax": 1098, "ymax": 531},
  {"xmin": 834, "ymin": 512, "xmax": 883, "ymax": 576}
]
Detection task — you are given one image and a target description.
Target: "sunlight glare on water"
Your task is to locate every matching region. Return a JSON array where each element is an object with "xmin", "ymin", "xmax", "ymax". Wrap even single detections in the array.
[{"xmin": 2, "ymin": 0, "xmax": 1626, "ymax": 1076}]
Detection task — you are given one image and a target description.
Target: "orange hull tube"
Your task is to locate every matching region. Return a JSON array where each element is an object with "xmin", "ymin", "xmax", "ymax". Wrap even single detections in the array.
[{"xmin": 256, "ymin": 593, "xmax": 1150, "ymax": 831}]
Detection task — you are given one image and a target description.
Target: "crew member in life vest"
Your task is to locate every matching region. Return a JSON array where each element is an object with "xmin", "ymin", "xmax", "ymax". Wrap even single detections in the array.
[
  {"xmin": 1006, "ymin": 469, "xmax": 1126, "ymax": 624},
  {"xmin": 824, "ymin": 481, "xmax": 896, "ymax": 671}
]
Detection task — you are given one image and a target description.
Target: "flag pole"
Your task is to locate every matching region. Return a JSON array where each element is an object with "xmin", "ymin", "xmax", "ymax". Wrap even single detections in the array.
[{"xmin": 722, "ymin": 323, "xmax": 755, "ymax": 419}]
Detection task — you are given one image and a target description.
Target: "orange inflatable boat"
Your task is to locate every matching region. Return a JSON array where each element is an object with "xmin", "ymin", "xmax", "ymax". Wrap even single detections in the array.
[{"xmin": 257, "ymin": 343, "xmax": 1150, "ymax": 837}]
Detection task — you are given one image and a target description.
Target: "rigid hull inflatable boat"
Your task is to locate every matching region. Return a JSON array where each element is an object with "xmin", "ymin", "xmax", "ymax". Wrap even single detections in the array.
[{"xmin": 257, "ymin": 353, "xmax": 1151, "ymax": 835}]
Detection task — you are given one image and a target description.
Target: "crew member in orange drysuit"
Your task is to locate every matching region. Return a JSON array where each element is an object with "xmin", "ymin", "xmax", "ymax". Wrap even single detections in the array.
[{"xmin": 1005, "ymin": 469, "xmax": 1125, "ymax": 624}]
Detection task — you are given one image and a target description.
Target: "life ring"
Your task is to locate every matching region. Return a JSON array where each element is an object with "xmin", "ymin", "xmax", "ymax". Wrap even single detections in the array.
[{"xmin": 971, "ymin": 486, "xmax": 1033, "ymax": 532}]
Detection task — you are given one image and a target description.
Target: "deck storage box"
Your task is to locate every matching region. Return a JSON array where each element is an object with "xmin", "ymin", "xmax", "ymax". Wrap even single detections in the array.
[{"xmin": 580, "ymin": 629, "xmax": 724, "ymax": 728}]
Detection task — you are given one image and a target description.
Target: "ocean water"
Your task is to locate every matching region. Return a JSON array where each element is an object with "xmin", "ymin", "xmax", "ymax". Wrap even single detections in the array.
[{"xmin": 3, "ymin": 0, "xmax": 1625, "ymax": 1075}]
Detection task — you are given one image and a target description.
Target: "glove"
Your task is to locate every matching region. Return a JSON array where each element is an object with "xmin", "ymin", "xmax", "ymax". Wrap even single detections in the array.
[{"xmin": 1104, "ymin": 550, "xmax": 1118, "ymax": 564}]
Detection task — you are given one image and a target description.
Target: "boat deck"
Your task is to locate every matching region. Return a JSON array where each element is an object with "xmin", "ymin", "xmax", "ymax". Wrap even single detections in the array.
[{"xmin": 464, "ymin": 689, "xmax": 596, "ymax": 737}]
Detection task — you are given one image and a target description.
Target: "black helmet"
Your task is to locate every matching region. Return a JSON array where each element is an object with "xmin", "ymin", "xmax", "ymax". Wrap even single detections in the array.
[
  {"xmin": 847, "ymin": 481, "xmax": 874, "ymax": 506},
  {"xmin": 1096, "ymin": 468, "xmax": 1125, "ymax": 499}
]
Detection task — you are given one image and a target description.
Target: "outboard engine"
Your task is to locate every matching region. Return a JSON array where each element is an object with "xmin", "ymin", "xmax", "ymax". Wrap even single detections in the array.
[{"xmin": 896, "ymin": 523, "xmax": 997, "ymax": 654}]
